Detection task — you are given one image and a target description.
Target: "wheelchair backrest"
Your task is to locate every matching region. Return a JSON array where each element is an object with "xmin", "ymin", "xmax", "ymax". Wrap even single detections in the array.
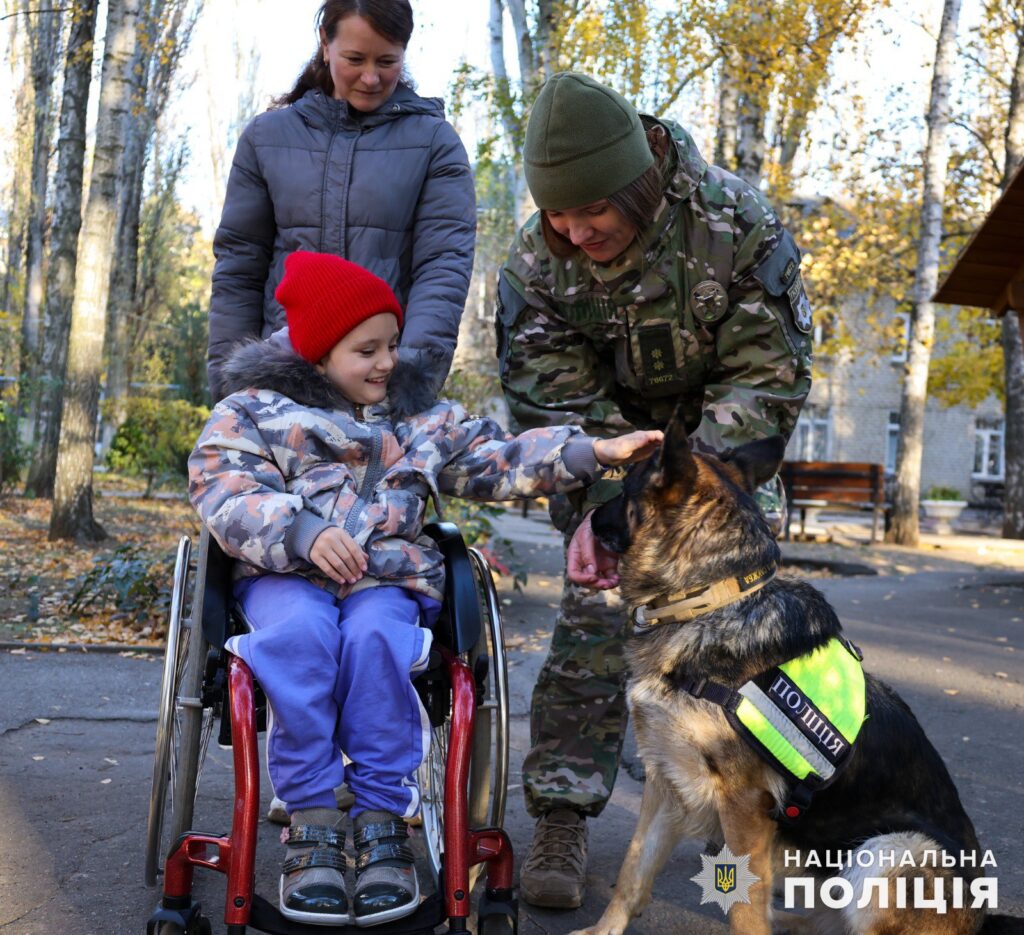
[
  {"xmin": 196, "ymin": 529, "xmax": 234, "ymax": 650},
  {"xmin": 422, "ymin": 522, "xmax": 482, "ymax": 655}
]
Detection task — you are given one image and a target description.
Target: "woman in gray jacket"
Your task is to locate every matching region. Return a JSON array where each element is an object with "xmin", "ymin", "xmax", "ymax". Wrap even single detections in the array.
[{"xmin": 208, "ymin": 0, "xmax": 476, "ymax": 401}]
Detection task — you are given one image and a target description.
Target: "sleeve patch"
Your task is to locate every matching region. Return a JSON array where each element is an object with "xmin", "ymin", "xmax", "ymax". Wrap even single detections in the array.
[
  {"xmin": 786, "ymin": 277, "xmax": 814, "ymax": 334},
  {"xmin": 752, "ymin": 229, "xmax": 801, "ymax": 297}
]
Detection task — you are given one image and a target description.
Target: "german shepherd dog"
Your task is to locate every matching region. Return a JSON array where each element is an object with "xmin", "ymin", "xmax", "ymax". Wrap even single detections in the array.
[{"xmin": 576, "ymin": 417, "xmax": 1004, "ymax": 935}]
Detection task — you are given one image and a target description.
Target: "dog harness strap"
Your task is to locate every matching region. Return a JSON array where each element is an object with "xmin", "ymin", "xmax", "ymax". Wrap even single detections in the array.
[
  {"xmin": 677, "ymin": 675, "xmax": 738, "ymax": 709},
  {"xmin": 776, "ymin": 781, "xmax": 817, "ymax": 823},
  {"xmin": 636, "ymin": 563, "xmax": 777, "ymax": 627}
]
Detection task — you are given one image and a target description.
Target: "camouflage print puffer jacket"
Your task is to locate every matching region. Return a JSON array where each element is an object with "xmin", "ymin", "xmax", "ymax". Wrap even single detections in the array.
[{"xmin": 188, "ymin": 340, "xmax": 602, "ymax": 602}]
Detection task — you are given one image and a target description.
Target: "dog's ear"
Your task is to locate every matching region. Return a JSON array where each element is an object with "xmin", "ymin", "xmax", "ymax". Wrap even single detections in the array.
[
  {"xmin": 720, "ymin": 435, "xmax": 787, "ymax": 492},
  {"xmin": 651, "ymin": 408, "xmax": 697, "ymax": 499}
]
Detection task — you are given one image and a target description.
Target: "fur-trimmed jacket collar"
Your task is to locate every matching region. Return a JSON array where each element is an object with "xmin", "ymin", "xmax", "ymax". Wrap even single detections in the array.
[{"xmin": 218, "ymin": 337, "xmax": 446, "ymax": 419}]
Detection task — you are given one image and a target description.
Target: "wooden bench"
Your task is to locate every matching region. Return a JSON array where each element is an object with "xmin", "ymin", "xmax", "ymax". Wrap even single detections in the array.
[{"xmin": 780, "ymin": 461, "xmax": 890, "ymax": 543}]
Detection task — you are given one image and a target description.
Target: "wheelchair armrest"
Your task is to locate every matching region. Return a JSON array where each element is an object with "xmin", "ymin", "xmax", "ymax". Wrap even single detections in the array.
[{"xmin": 423, "ymin": 522, "xmax": 483, "ymax": 655}]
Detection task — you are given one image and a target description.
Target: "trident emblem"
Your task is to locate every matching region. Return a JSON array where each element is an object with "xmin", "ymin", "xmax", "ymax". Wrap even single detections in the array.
[{"xmin": 715, "ymin": 863, "xmax": 737, "ymax": 893}]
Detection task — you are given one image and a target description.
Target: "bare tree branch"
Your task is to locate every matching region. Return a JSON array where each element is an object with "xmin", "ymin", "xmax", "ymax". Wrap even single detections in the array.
[{"xmin": 0, "ymin": 5, "xmax": 69, "ymax": 19}]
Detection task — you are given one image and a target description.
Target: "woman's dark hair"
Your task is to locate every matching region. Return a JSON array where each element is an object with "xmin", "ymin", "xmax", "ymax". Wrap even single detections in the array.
[
  {"xmin": 541, "ymin": 127, "xmax": 669, "ymax": 259},
  {"xmin": 276, "ymin": 0, "xmax": 414, "ymax": 107}
]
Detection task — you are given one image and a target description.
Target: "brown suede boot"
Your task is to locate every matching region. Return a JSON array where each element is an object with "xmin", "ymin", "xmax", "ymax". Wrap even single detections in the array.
[{"xmin": 519, "ymin": 809, "xmax": 588, "ymax": 909}]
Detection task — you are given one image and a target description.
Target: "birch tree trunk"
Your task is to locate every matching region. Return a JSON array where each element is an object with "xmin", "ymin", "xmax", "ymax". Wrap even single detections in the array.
[
  {"xmin": 999, "ymin": 31, "xmax": 1024, "ymax": 538},
  {"xmin": 2, "ymin": 3, "xmax": 32, "ymax": 337},
  {"xmin": 735, "ymin": 89, "xmax": 766, "ymax": 187},
  {"xmin": 24, "ymin": 0, "xmax": 100, "ymax": 498},
  {"xmin": 888, "ymin": 0, "xmax": 962, "ymax": 545},
  {"xmin": 50, "ymin": 0, "xmax": 140, "ymax": 541},
  {"xmin": 490, "ymin": 0, "xmax": 536, "ymax": 226},
  {"xmin": 714, "ymin": 54, "xmax": 740, "ymax": 171},
  {"xmin": 103, "ymin": 0, "xmax": 194, "ymax": 456},
  {"xmin": 18, "ymin": 6, "xmax": 62, "ymax": 440}
]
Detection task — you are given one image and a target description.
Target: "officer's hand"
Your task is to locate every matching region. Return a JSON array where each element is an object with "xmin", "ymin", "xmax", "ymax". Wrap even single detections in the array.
[
  {"xmin": 310, "ymin": 527, "xmax": 368, "ymax": 585},
  {"xmin": 592, "ymin": 430, "xmax": 663, "ymax": 467},
  {"xmin": 567, "ymin": 511, "xmax": 620, "ymax": 590}
]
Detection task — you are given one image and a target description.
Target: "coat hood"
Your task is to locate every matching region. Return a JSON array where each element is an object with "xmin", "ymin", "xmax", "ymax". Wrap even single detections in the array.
[
  {"xmin": 642, "ymin": 115, "xmax": 708, "ymax": 204},
  {"xmin": 219, "ymin": 338, "xmax": 447, "ymax": 419}
]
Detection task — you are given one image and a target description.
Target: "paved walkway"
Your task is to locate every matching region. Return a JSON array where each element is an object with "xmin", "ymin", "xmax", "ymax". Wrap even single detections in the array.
[{"xmin": 0, "ymin": 510, "xmax": 1022, "ymax": 933}]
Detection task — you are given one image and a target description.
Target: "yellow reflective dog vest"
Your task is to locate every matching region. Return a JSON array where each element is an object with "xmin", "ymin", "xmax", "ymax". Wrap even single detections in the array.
[{"xmin": 677, "ymin": 637, "xmax": 867, "ymax": 822}]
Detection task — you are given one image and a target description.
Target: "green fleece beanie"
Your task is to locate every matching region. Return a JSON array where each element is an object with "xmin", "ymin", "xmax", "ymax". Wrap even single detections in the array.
[{"xmin": 524, "ymin": 72, "xmax": 654, "ymax": 211}]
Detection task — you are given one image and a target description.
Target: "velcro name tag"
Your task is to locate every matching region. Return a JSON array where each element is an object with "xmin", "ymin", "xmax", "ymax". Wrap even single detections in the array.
[{"xmin": 563, "ymin": 295, "xmax": 616, "ymax": 325}]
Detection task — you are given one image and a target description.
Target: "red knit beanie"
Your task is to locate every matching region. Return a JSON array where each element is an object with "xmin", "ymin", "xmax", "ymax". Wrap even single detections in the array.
[{"xmin": 275, "ymin": 251, "xmax": 404, "ymax": 363}]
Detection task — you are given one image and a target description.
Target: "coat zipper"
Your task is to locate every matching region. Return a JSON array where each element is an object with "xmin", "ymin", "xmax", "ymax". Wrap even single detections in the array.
[
  {"xmin": 318, "ymin": 116, "xmax": 341, "ymax": 253},
  {"xmin": 343, "ymin": 423, "xmax": 384, "ymax": 538}
]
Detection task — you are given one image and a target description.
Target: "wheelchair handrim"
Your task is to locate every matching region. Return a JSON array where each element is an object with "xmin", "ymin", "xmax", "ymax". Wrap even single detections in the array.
[{"xmin": 144, "ymin": 535, "xmax": 192, "ymax": 886}]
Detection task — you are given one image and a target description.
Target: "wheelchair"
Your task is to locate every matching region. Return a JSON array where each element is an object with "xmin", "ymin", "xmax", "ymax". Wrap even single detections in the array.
[{"xmin": 144, "ymin": 522, "xmax": 516, "ymax": 935}]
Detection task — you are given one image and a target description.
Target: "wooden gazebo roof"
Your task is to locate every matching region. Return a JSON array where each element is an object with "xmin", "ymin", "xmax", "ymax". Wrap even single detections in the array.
[{"xmin": 934, "ymin": 159, "xmax": 1024, "ymax": 315}]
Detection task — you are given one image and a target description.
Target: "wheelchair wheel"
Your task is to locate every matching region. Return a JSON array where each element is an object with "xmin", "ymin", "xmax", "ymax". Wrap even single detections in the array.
[
  {"xmin": 144, "ymin": 533, "xmax": 216, "ymax": 886},
  {"xmin": 418, "ymin": 547, "xmax": 509, "ymax": 890}
]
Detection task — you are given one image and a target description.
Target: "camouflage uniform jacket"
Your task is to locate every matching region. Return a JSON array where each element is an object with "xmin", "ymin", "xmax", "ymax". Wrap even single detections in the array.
[
  {"xmin": 497, "ymin": 118, "xmax": 813, "ymax": 517},
  {"xmin": 188, "ymin": 340, "xmax": 602, "ymax": 602}
]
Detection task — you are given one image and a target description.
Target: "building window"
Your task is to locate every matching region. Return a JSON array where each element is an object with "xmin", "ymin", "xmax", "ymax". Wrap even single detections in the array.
[
  {"xmin": 885, "ymin": 411, "xmax": 900, "ymax": 474},
  {"xmin": 793, "ymin": 406, "xmax": 831, "ymax": 461},
  {"xmin": 890, "ymin": 312, "xmax": 910, "ymax": 363},
  {"xmin": 973, "ymin": 419, "xmax": 1005, "ymax": 480}
]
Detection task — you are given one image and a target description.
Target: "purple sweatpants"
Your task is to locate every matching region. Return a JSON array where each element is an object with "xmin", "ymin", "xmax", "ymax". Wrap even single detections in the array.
[{"xmin": 228, "ymin": 575, "xmax": 440, "ymax": 819}]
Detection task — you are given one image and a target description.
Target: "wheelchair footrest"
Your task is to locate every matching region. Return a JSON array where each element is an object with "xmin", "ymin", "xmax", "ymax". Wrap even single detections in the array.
[{"xmin": 248, "ymin": 890, "xmax": 445, "ymax": 935}]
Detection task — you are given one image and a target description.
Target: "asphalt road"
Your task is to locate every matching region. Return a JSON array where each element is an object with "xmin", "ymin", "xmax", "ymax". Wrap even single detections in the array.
[{"xmin": 0, "ymin": 520, "xmax": 1022, "ymax": 934}]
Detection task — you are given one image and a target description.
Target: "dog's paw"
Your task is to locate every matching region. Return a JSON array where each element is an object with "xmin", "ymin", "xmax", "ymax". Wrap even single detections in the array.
[{"xmin": 568, "ymin": 927, "xmax": 622, "ymax": 935}]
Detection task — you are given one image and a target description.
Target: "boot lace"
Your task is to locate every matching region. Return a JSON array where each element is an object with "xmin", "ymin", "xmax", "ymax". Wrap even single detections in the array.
[{"xmin": 524, "ymin": 811, "xmax": 586, "ymax": 873}]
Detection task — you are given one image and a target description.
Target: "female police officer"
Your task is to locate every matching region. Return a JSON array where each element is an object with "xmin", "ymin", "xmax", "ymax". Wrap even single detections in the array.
[{"xmin": 496, "ymin": 72, "xmax": 813, "ymax": 909}]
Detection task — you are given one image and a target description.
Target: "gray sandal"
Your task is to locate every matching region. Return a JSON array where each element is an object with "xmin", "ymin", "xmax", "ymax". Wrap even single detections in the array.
[
  {"xmin": 352, "ymin": 816, "xmax": 419, "ymax": 927},
  {"xmin": 279, "ymin": 820, "xmax": 349, "ymax": 926}
]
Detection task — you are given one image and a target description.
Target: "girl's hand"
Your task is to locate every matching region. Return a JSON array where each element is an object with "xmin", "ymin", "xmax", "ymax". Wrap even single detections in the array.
[
  {"xmin": 310, "ymin": 527, "xmax": 368, "ymax": 585},
  {"xmin": 592, "ymin": 430, "xmax": 664, "ymax": 467}
]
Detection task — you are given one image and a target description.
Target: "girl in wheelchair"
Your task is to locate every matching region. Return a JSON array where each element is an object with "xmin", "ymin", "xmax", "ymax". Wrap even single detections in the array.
[{"xmin": 187, "ymin": 252, "xmax": 660, "ymax": 928}]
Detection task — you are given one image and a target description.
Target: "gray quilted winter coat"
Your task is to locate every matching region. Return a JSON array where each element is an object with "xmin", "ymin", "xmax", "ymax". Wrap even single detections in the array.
[{"xmin": 208, "ymin": 84, "xmax": 476, "ymax": 400}]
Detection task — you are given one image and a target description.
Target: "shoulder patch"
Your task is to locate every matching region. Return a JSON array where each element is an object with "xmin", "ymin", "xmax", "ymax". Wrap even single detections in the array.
[
  {"xmin": 786, "ymin": 277, "xmax": 813, "ymax": 334},
  {"xmin": 497, "ymin": 272, "xmax": 530, "ymax": 327},
  {"xmin": 752, "ymin": 230, "xmax": 801, "ymax": 297}
]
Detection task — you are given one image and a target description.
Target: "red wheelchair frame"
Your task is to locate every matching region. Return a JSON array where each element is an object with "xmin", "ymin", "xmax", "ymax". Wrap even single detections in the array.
[{"xmin": 146, "ymin": 523, "xmax": 517, "ymax": 935}]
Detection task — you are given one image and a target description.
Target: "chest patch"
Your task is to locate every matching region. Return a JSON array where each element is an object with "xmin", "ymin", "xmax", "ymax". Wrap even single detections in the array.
[{"xmin": 690, "ymin": 280, "xmax": 729, "ymax": 324}]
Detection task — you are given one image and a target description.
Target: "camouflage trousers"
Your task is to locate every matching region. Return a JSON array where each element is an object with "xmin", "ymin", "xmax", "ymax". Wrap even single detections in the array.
[{"xmin": 521, "ymin": 526, "xmax": 632, "ymax": 819}]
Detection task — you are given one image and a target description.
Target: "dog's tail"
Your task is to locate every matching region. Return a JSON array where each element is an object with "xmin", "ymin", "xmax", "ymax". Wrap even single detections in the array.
[{"xmin": 980, "ymin": 913, "xmax": 1024, "ymax": 934}]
